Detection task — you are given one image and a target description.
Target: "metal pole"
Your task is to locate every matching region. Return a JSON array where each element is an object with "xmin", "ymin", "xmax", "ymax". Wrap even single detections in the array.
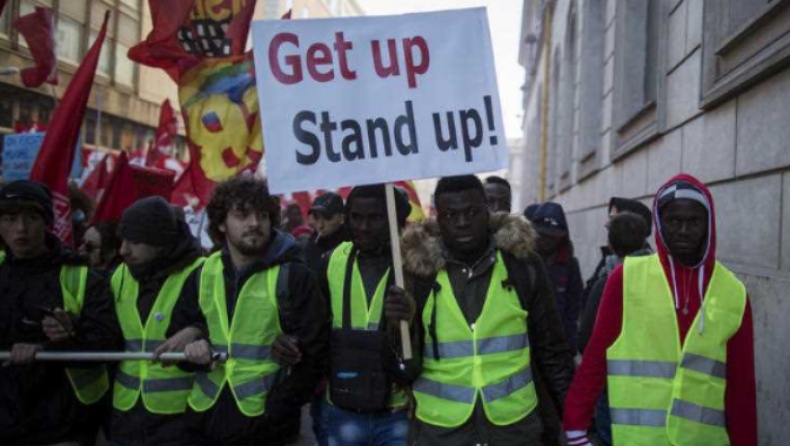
[{"xmin": 0, "ymin": 351, "xmax": 228, "ymax": 362}]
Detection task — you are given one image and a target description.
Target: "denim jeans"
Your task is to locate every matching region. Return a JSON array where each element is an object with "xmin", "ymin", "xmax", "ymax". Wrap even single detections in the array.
[{"xmin": 325, "ymin": 402, "xmax": 409, "ymax": 446}]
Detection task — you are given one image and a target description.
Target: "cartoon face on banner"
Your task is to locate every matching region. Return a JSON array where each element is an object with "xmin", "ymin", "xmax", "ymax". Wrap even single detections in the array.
[{"xmin": 179, "ymin": 55, "xmax": 263, "ymax": 181}]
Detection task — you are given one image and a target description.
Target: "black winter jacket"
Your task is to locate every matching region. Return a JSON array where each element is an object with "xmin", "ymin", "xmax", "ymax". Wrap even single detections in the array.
[
  {"xmin": 0, "ymin": 235, "xmax": 121, "ymax": 446},
  {"xmin": 386, "ymin": 215, "xmax": 575, "ymax": 445},
  {"xmin": 108, "ymin": 227, "xmax": 205, "ymax": 446}
]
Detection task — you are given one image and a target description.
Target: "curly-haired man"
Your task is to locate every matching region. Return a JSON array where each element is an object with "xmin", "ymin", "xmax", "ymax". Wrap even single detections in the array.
[{"xmin": 179, "ymin": 176, "xmax": 329, "ymax": 445}]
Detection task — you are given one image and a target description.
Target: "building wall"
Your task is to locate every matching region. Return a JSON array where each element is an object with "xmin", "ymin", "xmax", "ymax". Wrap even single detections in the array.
[
  {"xmin": 0, "ymin": 0, "xmax": 183, "ymax": 161},
  {"xmin": 518, "ymin": 0, "xmax": 790, "ymax": 443}
]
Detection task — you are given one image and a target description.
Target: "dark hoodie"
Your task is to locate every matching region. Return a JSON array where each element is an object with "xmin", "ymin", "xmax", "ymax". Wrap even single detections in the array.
[
  {"xmin": 176, "ymin": 230, "xmax": 329, "ymax": 445},
  {"xmin": 0, "ymin": 234, "xmax": 121, "ymax": 446},
  {"xmin": 533, "ymin": 202, "xmax": 584, "ymax": 353},
  {"xmin": 564, "ymin": 174, "xmax": 757, "ymax": 446}
]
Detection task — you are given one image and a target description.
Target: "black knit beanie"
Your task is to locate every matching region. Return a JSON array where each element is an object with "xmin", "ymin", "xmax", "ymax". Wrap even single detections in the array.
[
  {"xmin": 0, "ymin": 180, "xmax": 54, "ymax": 225},
  {"xmin": 120, "ymin": 196, "xmax": 179, "ymax": 246}
]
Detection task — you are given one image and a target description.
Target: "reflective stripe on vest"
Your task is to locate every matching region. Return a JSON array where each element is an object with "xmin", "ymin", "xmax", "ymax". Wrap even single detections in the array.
[
  {"xmin": 0, "ymin": 255, "xmax": 109, "ymax": 405},
  {"xmin": 188, "ymin": 252, "xmax": 283, "ymax": 417},
  {"xmin": 607, "ymin": 254, "xmax": 746, "ymax": 446},
  {"xmin": 414, "ymin": 251, "xmax": 538, "ymax": 428},
  {"xmin": 326, "ymin": 242, "xmax": 407, "ymax": 409},
  {"xmin": 112, "ymin": 258, "xmax": 203, "ymax": 415}
]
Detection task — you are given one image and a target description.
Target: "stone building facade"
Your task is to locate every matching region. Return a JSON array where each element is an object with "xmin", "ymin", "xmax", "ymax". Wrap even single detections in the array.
[
  {"xmin": 515, "ymin": 0, "xmax": 790, "ymax": 443},
  {"xmin": 0, "ymin": 0, "xmax": 183, "ymax": 159}
]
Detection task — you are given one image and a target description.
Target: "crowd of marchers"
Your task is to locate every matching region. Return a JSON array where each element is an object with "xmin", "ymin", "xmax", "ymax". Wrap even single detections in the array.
[{"xmin": 0, "ymin": 172, "xmax": 756, "ymax": 446}]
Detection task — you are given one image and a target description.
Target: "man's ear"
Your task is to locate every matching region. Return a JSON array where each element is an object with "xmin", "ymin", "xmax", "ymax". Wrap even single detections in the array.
[{"xmin": 219, "ymin": 222, "xmax": 227, "ymax": 235}]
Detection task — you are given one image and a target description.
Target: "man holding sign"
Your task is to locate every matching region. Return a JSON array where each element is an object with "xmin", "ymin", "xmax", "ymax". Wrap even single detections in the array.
[{"xmin": 387, "ymin": 176, "xmax": 574, "ymax": 445}]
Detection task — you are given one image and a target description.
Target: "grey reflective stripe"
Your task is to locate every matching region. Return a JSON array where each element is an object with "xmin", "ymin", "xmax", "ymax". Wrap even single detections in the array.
[
  {"xmin": 143, "ymin": 376, "xmax": 194, "ymax": 393},
  {"xmin": 116, "ymin": 371, "xmax": 140, "ymax": 389},
  {"xmin": 671, "ymin": 399, "xmax": 726, "ymax": 427},
  {"xmin": 125, "ymin": 339, "xmax": 143, "ymax": 352},
  {"xmin": 213, "ymin": 345, "xmax": 229, "ymax": 354},
  {"xmin": 482, "ymin": 367, "xmax": 533, "ymax": 402},
  {"xmin": 367, "ymin": 323, "xmax": 379, "ymax": 331},
  {"xmin": 681, "ymin": 353, "xmax": 726, "ymax": 380},
  {"xmin": 412, "ymin": 378, "xmax": 476, "ymax": 404},
  {"xmin": 233, "ymin": 373, "xmax": 279, "ymax": 400},
  {"xmin": 196, "ymin": 372, "xmax": 220, "ymax": 398},
  {"xmin": 145, "ymin": 340, "xmax": 164, "ymax": 353},
  {"xmin": 610, "ymin": 408, "xmax": 667, "ymax": 427},
  {"xmin": 478, "ymin": 334, "xmax": 529, "ymax": 355},
  {"xmin": 607, "ymin": 360, "xmax": 676, "ymax": 378},
  {"xmin": 231, "ymin": 344, "xmax": 272, "ymax": 360},
  {"xmin": 423, "ymin": 340, "xmax": 474, "ymax": 359},
  {"xmin": 70, "ymin": 367, "xmax": 105, "ymax": 389}
]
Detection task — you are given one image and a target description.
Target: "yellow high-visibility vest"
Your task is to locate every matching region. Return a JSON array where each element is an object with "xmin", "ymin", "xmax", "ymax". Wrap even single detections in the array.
[
  {"xmin": 608, "ymin": 254, "xmax": 746, "ymax": 445},
  {"xmin": 413, "ymin": 251, "xmax": 538, "ymax": 428},
  {"xmin": 112, "ymin": 258, "xmax": 204, "ymax": 414},
  {"xmin": 326, "ymin": 242, "xmax": 407, "ymax": 408},
  {"xmin": 0, "ymin": 252, "xmax": 109, "ymax": 405},
  {"xmin": 188, "ymin": 252, "xmax": 283, "ymax": 417}
]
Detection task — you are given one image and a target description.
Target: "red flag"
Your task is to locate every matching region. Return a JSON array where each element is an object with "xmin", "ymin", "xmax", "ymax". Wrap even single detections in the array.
[
  {"xmin": 91, "ymin": 153, "xmax": 175, "ymax": 223},
  {"xmin": 130, "ymin": 164, "xmax": 175, "ymax": 199},
  {"xmin": 80, "ymin": 151, "xmax": 118, "ymax": 201},
  {"xmin": 14, "ymin": 7, "xmax": 57, "ymax": 88},
  {"xmin": 30, "ymin": 12, "xmax": 110, "ymax": 245},
  {"xmin": 91, "ymin": 152, "xmax": 136, "ymax": 224},
  {"xmin": 170, "ymin": 147, "xmax": 212, "ymax": 209},
  {"xmin": 145, "ymin": 99, "xmax": 178, "ymax": 167}
]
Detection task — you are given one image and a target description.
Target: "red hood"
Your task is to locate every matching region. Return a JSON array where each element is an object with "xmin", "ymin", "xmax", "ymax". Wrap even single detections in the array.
[{"xmin": 653, "ymin": 173, "xmax": 717, "ymax": 306}]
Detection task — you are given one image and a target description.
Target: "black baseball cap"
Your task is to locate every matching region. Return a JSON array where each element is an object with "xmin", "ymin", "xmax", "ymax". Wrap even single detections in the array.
[{"xmin": 309, "ymin": 192, "xmax": 344, "ymax": 218}]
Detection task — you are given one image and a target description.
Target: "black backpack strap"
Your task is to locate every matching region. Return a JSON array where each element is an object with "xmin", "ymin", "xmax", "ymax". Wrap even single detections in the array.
[
  {"xmin": 342, "ymin": 246, "xmax": 360, "ymax": 331},
  {"xmin": 276, "ymin": 263, "xmax": 292, "ymax": 334},
  {"xmin": 428, "ymin": 280, "xmax": 441, "ymax": 361},
  {"xmin": 500, "ymin": 251, "xmax": 535, "ymax": 313}
]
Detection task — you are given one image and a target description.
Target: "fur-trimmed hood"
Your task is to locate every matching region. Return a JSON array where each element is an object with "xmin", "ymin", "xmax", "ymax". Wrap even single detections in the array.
[{"xmin": 402, "ymin": 213, "xmax": 537, "ymax": 278}]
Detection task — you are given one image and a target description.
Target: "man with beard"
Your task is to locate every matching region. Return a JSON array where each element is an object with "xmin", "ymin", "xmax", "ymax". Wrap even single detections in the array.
[
  {"xmin": 386, "ymin": 175, "xmax": 574, "ymax": 445},
  {"xmin": 108, "ymin": 196, "xmax": 205, "ymax": 446},
  {"xmin": 181, "ymin": 176, "xmax": 329, "ymax": 445},
  {"xmin": 564, "ymin": 174, "xmax": 756, "ymax": 446},
  {"xmin": 0, "ymin": 180, "xmax": 120, "ymax": 446}
]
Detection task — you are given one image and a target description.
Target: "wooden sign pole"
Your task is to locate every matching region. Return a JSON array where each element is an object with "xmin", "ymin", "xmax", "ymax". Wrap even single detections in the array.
[{"xmin": 385, "ymin": 183, "xmax": 412, "ymax": 360}]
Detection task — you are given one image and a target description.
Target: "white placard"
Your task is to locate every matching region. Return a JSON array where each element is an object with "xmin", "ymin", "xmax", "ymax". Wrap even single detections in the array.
[{"xmin": 252, "ymin": 8, "xmax": 507, "ymax": 194}]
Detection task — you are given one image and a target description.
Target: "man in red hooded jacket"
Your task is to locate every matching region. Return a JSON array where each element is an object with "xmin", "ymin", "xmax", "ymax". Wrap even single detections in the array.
[{"xmin": 564, "ymin": 174, "xmax": 757, "ymax": 445}]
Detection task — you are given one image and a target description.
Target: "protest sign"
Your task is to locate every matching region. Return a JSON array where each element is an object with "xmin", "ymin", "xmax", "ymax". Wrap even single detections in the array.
[
  {"xmin": 252, "ymin": 7, "xmax": 507, "ymax": 194},
  {"xmin": 1, "ymin": 133, "xmax": 81, "ymax": 181}
]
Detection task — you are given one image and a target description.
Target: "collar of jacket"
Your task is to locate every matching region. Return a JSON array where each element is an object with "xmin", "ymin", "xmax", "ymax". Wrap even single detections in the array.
[{"xmin": 402, "ymin": 213, "xmax": 537, "ymax": 279}]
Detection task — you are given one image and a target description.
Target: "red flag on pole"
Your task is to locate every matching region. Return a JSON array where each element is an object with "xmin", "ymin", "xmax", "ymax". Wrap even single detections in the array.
[
  {"xmin": 170, "ymin": 145, "xmax": 212, "ymax": 209},
  {"xmin": 91, "ymin": 151, "xmax": 136, "ymax": 224},
  {"xmin": 91, "ymin": 152, "xmax": 175, "ymax": 224},
  {"xmin": 14, "ymin": 7, "xmax": 57, "ymax": 88},
  {"xmin": 29, "ymin": 11, "xmax": 110, "ymax": 245},
  {"xmin": 80, "ymin": 152, "xmax": 116, "ymax": 200},
  {"xmin": 145, "ymin": 98, "xmax": 178, "ymax": 167}
]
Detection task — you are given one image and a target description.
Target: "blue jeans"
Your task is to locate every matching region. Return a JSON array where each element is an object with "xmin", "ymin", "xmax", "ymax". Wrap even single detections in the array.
[{"xmin": 325, "ymin": 402, "xmax": 408, "ymax": 446}]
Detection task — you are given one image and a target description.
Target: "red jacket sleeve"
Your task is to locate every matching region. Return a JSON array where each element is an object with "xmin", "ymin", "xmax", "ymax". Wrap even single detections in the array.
[
  {"xmin": 563, "ymin": 265, "xmax": 625, "ymax": 431},
  {"xmin": 726, "ymin": 297, "xmax": 757, "ymax": 446}
]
